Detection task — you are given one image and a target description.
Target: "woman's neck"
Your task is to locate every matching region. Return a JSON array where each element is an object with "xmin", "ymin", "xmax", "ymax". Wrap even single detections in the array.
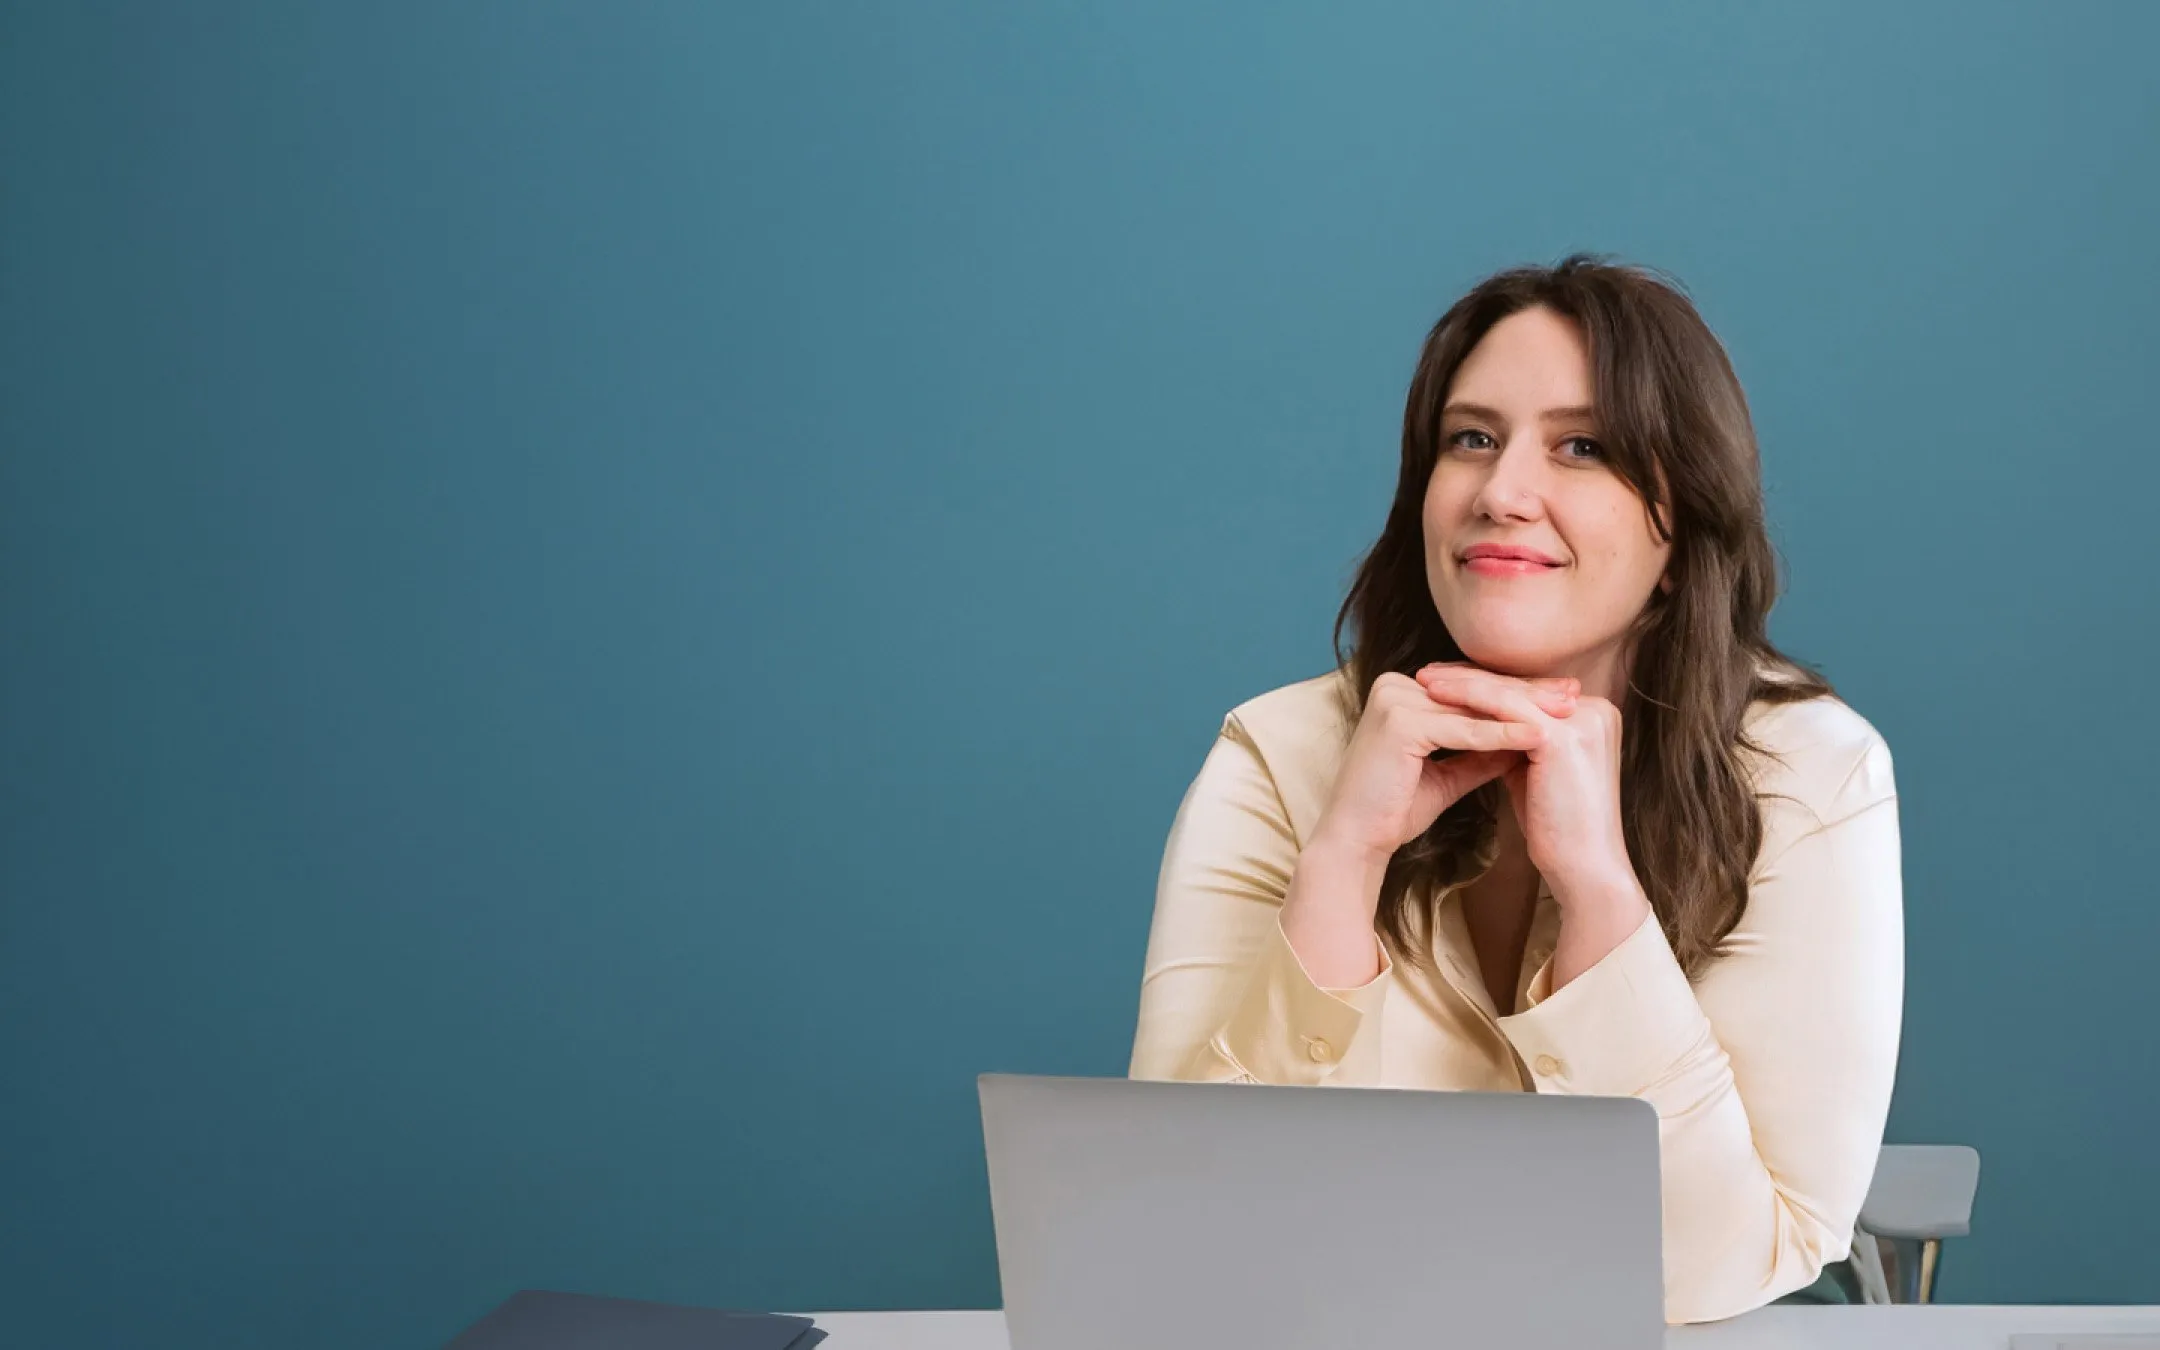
[{"xmin": 1541, "ymin": 641, "xmax": 1629, "ymax": 706}]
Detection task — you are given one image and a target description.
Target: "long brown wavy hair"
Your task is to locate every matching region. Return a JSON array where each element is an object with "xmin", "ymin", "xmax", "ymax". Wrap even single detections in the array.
[{"xmin": 1332, "ymin": 254, "xmax": 1831, "ymax": 978}]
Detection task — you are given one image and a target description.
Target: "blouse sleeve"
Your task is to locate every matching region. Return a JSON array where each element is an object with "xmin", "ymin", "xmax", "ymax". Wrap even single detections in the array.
[
  {"xmin": 1494, "ymin": 728, "xmax": 1904, "ymax": 1323},
  {"xmin": 1129, "ymin": 714, "xmax": 1391, "ymax": 1086}
]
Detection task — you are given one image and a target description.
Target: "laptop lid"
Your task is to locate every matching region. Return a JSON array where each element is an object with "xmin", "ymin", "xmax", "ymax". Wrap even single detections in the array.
[{"xmin": 978, "ymin": 1074, "xmax": 1663, "ymax": 1350}]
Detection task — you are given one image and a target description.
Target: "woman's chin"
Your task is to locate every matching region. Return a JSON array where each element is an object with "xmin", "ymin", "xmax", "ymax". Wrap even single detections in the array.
[{"xmin": 1452, "ymin": 637, "xmax": 1570, "ymax": 679}]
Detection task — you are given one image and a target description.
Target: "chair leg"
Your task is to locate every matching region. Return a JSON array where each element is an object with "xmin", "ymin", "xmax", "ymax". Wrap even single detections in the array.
[{"xmin": 1886, "ymin": 1237, "xmax": 1944, "ymax": 1303}]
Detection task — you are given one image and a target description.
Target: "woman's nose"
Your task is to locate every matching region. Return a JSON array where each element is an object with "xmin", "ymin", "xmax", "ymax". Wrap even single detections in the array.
[{"xmin": 1471, "ymin": 442, "xmax": 1544, "ymax": 521}]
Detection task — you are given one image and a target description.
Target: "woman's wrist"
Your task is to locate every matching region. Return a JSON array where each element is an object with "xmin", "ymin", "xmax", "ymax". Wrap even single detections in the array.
[
  {"xmin": 1280, "ymin": 836, "xmax": 1393, "ymax": 987},
  {"xmin": 1546, "ymin": 862, "xmax": 1646, "ymax": 913},
  {"xmin": 1547, "ymin": 868, "xmax": 1653, "ymax": 992},
  {"xmin": 1290, "ymin": 834, "xmax": 1393, "ymax": 915},
  {"xmin": 1538, "ymin": 830, "xmax": 1642, "ymax": 909}
]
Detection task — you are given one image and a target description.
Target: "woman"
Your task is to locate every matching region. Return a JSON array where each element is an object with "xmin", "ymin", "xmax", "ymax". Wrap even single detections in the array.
[{"xmin": 1128, "ymin": 256, "xmax": 1903, "ymax": 1325}]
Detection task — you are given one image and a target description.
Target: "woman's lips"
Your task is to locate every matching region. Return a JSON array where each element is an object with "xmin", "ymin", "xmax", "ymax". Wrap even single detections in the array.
[{"xmin": 1463, "ymin": 556, "xmax": 1562, "ymax": 577}]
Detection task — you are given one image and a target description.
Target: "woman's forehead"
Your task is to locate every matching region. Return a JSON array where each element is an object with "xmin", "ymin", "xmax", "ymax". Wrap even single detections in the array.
[{"xmin": 1449, "ymin": 309, "xmax": 1597, "ymax": 412}]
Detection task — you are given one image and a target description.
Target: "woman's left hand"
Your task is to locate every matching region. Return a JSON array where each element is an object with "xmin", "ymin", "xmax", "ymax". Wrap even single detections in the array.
[{"xmin": 1502, "ymin": 693, "xmax": 1638, "ymax": 904}]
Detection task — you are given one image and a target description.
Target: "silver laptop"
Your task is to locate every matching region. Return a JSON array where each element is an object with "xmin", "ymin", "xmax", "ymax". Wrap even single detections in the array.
[{"xmin": 978, "ymin": 1073, "xmax": 1664, "ymax": 1350}]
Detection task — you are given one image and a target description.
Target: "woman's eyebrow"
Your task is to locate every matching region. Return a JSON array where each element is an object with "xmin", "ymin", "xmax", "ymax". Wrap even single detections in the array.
[
  {"xmin": 1538, "ymin": 404, "xmax": 1599, "ymax": 424},
  {"xmin": 1440, "ymin": 400, "xmax": 1508, "ymax": 425},
  {"xmin": 1440, "ymin": 401, "xmax": 1599, "ymax": 425}
]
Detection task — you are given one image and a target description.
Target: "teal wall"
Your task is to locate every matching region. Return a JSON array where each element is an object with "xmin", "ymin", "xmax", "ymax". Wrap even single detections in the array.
[{"xmin": 5, "ymin": 3, "xmax": 2156, "ymax": 1346}]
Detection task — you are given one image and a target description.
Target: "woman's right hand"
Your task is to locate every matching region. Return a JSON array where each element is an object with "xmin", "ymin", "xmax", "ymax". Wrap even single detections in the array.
[{"xmin": 1308, "ymin": 665, "xmax": 1579, "ymax": 865}]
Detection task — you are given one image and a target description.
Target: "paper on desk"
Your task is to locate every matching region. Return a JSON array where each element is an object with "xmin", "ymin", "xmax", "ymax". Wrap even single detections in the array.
[{"xmin": 445, "ymin": 1289, "xmax": 819, "ymax": 1349}]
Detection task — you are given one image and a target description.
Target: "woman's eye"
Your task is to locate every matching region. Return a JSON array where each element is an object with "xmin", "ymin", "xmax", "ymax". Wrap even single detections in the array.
[
  {"xmin": 1445, "ymin": 429, "xmax": 1496, "ymax": 452},
  {"xmin": 1561, "ymin": 436, "xmax": 1606, "ymax": 461}
]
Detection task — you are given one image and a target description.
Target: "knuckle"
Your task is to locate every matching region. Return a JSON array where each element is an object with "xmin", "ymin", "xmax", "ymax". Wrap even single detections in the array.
[{"xmin": 1372, "ymin": 672, "xmax": 1416, "ymax": 701}]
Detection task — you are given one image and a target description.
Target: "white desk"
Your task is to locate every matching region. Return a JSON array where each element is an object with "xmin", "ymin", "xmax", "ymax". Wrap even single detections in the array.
[{"xmin": 806, "ymin": 1306, "xmax": 2160, "ymax": 1348}]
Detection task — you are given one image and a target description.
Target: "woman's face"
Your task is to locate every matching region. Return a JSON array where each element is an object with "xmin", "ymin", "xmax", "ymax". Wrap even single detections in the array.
[{"xmin": 1422, "ymin": 305, "xmax": 1672, "ymax": 689}]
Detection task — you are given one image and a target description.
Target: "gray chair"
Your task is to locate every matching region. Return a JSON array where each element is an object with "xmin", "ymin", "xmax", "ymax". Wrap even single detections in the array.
[{"xmin": 1836, "ymin": 1144, "xmax": 1982, "ymax": 1303}]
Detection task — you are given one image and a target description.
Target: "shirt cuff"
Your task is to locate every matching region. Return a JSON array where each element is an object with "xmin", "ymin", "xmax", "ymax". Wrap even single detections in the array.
[
  {"xmin": 1210, "ymin": 915, "xmax": 1390, "ymax": 1084},
  {"xmin": 1495, "ymin": 910, "xmax": 1707, "ymax": 1098}
]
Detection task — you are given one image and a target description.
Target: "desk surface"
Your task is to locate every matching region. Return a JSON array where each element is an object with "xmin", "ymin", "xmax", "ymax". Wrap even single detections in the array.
[{"xmin": 806, "ymin": 1306, "xmax": 2160, "ymax": 1349}]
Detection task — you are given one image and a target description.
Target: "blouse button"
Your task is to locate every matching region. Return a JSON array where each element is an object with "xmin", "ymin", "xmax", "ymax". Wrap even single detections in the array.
[
  {"xmin": 1305, "ymin": 1037, "xmax": 1336, "ymax": 1063},
  {"xmin": 1534, "ymin": 1054, "xmax": 1564, "ymax": 1078}
]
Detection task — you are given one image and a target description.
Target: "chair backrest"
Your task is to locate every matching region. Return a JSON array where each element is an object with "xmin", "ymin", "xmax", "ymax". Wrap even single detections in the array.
[{"xmin": 1861, "ymin": 1144, "xmax": 1981, "ymax": 1240}]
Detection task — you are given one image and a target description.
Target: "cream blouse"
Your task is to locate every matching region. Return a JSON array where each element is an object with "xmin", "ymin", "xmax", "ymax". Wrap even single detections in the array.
[{"xmin": 1129, "ymin": 668, "xmax": 1904, "ymax": 1324}]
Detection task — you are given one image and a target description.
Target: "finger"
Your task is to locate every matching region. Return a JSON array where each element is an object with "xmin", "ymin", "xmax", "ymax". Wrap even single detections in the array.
[
  {"xmin": 1500, "ymin": 760, "xmax": 1529, "ymax": 822},
  {"xmin": 1431, "ymin": 664, "xmax": 1580, "ymax": 692},
  {"xmin": 1416, "ymin": 661, "xmax": 1576, "ymax": 689},
  {"xmin": 1415, "ymin": 662, "xmax": 1579, "ymax": 709},
  {"xmin": 1416, "ymin": 666, "xmax": 1572, "ymax": 723},
  {"xmin": 1404, "ymin": 704, "xmax": 1546, "ymax": 756},
  {"xmin": 1426, "ymin": 748, "xmax": 1521, "ymax": 799}
]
